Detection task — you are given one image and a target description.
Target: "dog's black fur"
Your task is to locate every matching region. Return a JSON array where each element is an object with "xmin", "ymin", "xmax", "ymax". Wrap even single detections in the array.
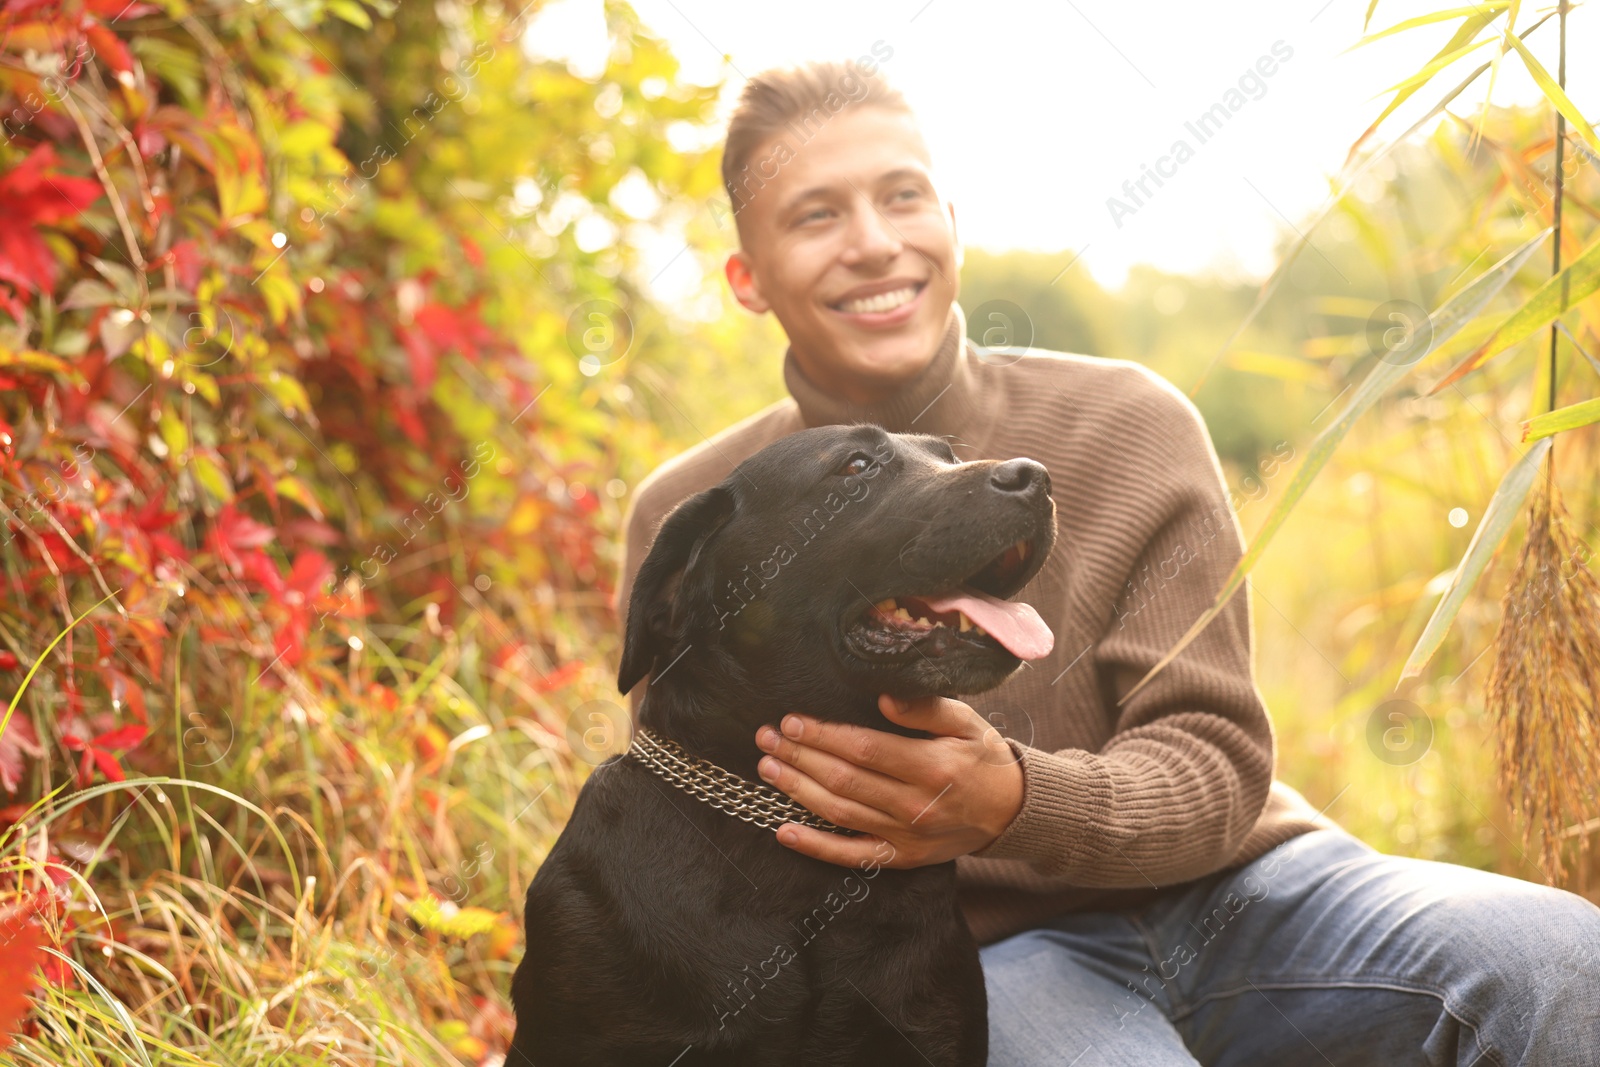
[{"xmin": 509, "ymin": 424, "xmax": 1056, "ymax": 1066}]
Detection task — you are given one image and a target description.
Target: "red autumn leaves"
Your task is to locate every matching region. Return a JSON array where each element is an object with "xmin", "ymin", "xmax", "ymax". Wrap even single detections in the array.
[
  {"xmin": 0, "ymin": 501, "xmax": 343, "ymax": 796},
  {"xmin": 206, "ymin": 504, "xmax": 341, "ymax": 669},
  {"xmin": 0, "ymin": 904, "xmax": 47, "ymax": 1053},
  {"xmin": 0, "ymin": 144, "xmax": 102, "ymax": 314}
]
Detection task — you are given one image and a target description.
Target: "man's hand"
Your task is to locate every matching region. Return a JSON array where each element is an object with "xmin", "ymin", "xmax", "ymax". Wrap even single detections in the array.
[{"xmin": 754, "ymin": 693, "xmax": 1024, "ymax": 869}]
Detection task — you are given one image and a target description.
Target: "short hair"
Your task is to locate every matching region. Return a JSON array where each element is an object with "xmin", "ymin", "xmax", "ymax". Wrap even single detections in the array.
[{"xmin": 720, "ymin": 58, "xmax": 912, "ymax": 222}]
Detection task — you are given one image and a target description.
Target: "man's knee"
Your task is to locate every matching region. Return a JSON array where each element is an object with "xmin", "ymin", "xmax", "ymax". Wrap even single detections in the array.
[
  {"xmin": 1402, "ymin": 869, "xmax": 1600, "ymax": 1048},
  {"xmin": 1499, "ymin": 885, "xmax": 1600, "ymax": 998},
  {"xmin": 1446, "ymin": 878, "xmax": 1600, "ymax": 979}
]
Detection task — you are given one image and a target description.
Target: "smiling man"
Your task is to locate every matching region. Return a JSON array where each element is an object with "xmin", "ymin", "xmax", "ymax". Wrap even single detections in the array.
[{"xmin": 615, "ymin": 59, "xmax": 1600, "ymax": 1064}]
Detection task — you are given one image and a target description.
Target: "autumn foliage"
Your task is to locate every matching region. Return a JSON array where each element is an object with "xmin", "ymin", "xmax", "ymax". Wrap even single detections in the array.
[{"xmin": 0, "ymin": 0, "xmax": 722, "ymax": 1058}]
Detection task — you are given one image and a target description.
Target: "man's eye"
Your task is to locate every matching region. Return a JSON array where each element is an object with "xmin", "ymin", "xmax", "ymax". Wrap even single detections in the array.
[{"xmin": 837, "ymin": 453, "xmax": 874, "ymax": 476}]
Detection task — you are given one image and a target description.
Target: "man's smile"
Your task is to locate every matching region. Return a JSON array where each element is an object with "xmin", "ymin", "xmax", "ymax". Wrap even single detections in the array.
[{"xmin": 828, "ymin": 279, "xmax": 928, "ymax": 322}]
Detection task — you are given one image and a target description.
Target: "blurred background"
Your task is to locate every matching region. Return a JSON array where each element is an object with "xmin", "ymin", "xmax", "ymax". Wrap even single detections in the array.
[{"xmin": 0, "ymin": 0, "xmax": 1596, "ymax": 1063}]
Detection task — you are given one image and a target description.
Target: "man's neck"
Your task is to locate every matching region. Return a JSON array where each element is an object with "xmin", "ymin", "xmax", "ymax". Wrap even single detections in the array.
[
  {"xmin": 783, "ymin": 302, "xmax": 997, "ymax": 452},
  {"xmin": 787, "ymin": 347, "xmax": 912, "ymax": 406}
]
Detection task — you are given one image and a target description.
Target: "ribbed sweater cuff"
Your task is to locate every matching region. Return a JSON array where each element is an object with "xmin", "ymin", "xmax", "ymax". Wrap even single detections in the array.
[{"xmin": 970, "ymin": 741, "xmax": 1115, "ymax": 871}]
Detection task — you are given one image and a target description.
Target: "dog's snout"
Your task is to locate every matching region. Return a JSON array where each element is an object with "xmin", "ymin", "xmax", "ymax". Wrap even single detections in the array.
[{"xmin": 990, "ymin": 458, "xmax": 1049, "ymax": 497}]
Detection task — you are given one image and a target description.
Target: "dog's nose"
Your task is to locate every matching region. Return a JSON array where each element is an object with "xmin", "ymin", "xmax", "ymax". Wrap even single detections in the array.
[{"xmin": 990, "ymin": 458, "xmax": 1050, "ymax": 496}]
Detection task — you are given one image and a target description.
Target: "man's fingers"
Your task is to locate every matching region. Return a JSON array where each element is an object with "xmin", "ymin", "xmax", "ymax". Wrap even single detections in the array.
[
  {"xmin": 773, "ymin": 824, "xmax": 906, "ymax": 869},
  {"xmin": 765, "ymin": 715, "xmax": 923, "ymax": 783},
  {"xmin": 758, "ymin": 754, "xmax": 895, "ymax": 831},
  {"xmin": 878, "ymin": 693, "xmax": 982, "ymax": 739}
]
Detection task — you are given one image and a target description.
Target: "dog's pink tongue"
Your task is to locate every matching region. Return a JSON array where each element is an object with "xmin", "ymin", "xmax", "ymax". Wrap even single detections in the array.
[{"xmin": 922, "ymin": 588, "xmax": 1054, "ymax": 660}]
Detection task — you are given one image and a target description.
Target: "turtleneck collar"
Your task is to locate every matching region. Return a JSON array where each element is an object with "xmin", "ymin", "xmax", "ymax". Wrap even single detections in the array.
[{"xmin": 782, "ymin": 301, "xmax": 998, "ymax": 454}]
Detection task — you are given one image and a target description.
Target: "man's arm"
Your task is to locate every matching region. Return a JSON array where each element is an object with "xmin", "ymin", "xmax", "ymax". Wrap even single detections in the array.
[{"xmin": 966, "ymin": 380, "xmax": 1274, "ymax": 886}]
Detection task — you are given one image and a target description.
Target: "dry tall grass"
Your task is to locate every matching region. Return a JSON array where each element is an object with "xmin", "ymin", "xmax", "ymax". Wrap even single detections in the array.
[{"xmin": 1487, "ymin": 473, "xmax": 1600, "ymax": 881}]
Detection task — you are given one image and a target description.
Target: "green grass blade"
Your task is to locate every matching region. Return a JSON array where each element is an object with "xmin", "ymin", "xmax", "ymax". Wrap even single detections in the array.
[
  {"xmin": 1348, "ymin": 4, "xmax": 1507, "ymax": 50},
  {"xmin": 1119, "ymin": 229, "xmax": 1552, "ymax": 705},
  {"xmin": 1340, "ymin": 8, "xmax": 1552, "ymax": 181},
  {"xmin": 38, "ymin": 950, "xmax": 157, "ymax": 1067},
  {"xmin": 29, "ymin": 777, "xmax": 302, "ymax": 894},
  {"xmin": 1375, "ymin": 35, "xmax": 1498, "ymax": 98},
  {"xmin": 0, "ymin": 590, "xmax": 121, "ymax": 743},
  {"xmin": 1506, "ymin": 31, "xmax": 1600, "ymax": 157},
  {"xmin": 1399, "ymin": 437, "xmax": 1552, "ymax": 680},
  {"xmin": 1430, "ymin": 233, "xmax": 1600, "ymax": 392},
  {"xmin": 1523, "ymin": 396, "xmax": 1600, "ymax": 441}
]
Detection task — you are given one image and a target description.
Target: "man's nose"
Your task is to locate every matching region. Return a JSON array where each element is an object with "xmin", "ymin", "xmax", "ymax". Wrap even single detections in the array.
[{"xmin": 843, "ymin": 202, "xmax": 902, "ymax": 261}]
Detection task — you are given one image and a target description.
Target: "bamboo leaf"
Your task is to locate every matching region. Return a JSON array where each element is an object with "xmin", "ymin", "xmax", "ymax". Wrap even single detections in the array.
[
  {"xmin": 1505, "ymin": 32, "xmax": 1600, "ymax": 158},
  {"xmin": 1364, "ymin": 0, "xmax": 1380, "ymax": 33},
  {"xmin": 1120, "ymin": 229, "xmax": 1552, "ymax": 705},
  {"xmin": 1399, "ymin": 437, "xmax": 1552, "ymax": 680},
  {"xmin": 1348, "ymin": 4, "xmax": 1507, "ymax": 50},
  {"xmin": 1376, "ymin": 35, "xmax": 1498, "ymax": 99},
  {"xmin": 1340, "ymin": 8, "xmax": 1548, "ymax": 177},
  {"xmin": 1523, "ymin": 396, "xmax": 1600, "ymax": 441},
  {"xmin": 1429, "ymin": 233, "xmax": 1600, "ymax": 393}
]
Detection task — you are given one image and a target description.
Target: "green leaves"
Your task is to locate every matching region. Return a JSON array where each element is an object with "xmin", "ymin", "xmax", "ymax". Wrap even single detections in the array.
[
  {"xmin": 1429, "ymin": 233, "xmax": 1600, "ymax": 393},
  {"xmin": 1505, "ymin": 32, "xmax": 1600, "ymax": 157},
  {"xmin": 1399, "ymin": 437, "xmax": 1552, "ymax": 680},
  {"xmin": 1370, "ymin": 23, "xmax": 1500, "ymax": 101},
  {"xmin": 1350, "ymin": 3, "xmax": 1509, "ymax": 49},
  {"xmin": 1523, "ymin": 397, "xmax": 1600, "ymax": 442},
  {"xmin": 1119, "ymin": 229, "xmax": 1552, "ymax": 705}
]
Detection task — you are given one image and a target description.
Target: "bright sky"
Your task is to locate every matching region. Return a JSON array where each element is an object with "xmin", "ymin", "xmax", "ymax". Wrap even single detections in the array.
[{"xmin": 522, "ymin": 0, "xmax": 1599, "ymax": 294}]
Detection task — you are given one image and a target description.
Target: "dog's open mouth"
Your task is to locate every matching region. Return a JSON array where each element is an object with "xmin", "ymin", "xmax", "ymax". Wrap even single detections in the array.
[{"xmin": 844, "ymin": 538, "xmax": 1054, "ymax": 661}]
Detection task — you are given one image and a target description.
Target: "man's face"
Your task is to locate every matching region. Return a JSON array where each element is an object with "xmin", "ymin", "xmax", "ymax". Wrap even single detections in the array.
[{"xmin": 725, "ymin": 107, "xmax": 960, "ymax": 405}]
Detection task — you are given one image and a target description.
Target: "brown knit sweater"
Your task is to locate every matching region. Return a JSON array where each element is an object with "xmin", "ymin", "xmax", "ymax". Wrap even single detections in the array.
[{"xmin": 615, "ymin": 302, "xmax": 1337, "ymax": 947}]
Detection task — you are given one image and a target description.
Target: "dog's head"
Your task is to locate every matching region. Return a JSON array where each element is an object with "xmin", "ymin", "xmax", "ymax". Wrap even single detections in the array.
[{"xmin": 619, "ymin": 425, "xmax": 1056, "ymax": 712}]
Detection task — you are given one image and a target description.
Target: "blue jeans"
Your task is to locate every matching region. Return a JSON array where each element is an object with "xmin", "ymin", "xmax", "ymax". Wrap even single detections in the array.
[{"xmin": 981, "ymin": 827, "xmax": 1600, "ymax": 1065}]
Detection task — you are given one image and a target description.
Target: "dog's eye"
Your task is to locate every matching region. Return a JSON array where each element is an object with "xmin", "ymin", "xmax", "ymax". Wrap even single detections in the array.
[{"xmin": 836, "ymin": 452, "xmax": 875, "ymax": 476}]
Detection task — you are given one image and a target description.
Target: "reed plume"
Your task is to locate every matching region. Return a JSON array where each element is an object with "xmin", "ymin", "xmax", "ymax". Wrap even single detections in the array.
[{"xmin": 1485, "ymin": 473, "xmax": 1600, "ymax": 881}]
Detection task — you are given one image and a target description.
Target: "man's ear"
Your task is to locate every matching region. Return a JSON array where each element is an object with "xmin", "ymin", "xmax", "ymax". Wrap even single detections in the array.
[
  {"xmin": 725, "ymin": 251, "xmax": 769, "ymax": 313},
  {"xmin": 617, "ymin": 486, "xmax": 736, "ymax": 695}
]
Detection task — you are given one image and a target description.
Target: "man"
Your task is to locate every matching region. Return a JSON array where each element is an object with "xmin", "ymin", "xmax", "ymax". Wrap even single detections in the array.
[{"xmin": 615, "ymin": 59, "xmax": 1600, "ymax": 1064}]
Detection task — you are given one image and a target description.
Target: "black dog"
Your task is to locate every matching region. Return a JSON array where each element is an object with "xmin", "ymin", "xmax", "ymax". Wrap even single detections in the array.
[{"xmin": 509, "ymin": 424, "xmax": 1057, "ymax": 1066}]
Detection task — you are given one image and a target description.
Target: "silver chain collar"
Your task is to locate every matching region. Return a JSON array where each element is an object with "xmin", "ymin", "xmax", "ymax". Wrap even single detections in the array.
[{"xmin": 626, "ymin": 727, "xmax": 861, "ymax": 836}]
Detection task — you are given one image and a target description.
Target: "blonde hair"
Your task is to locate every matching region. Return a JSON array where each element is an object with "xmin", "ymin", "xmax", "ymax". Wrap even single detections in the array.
[{"xmin": 720, "ymin": 54, "xmax": 908, "ymax": 221}]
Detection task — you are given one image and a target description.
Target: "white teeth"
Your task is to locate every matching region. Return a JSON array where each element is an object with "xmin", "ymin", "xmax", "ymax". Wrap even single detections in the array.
[
  {"xmin": 871, "ymin": 599, "xmax": 983, "ymax": 636},
  {"xmin": 838, "ymin": 285, "xmax": 918, "ymax": 315},
  {"xmin": 1015, "ymin": 539, "xmax": 1029, "ymax": 559}
]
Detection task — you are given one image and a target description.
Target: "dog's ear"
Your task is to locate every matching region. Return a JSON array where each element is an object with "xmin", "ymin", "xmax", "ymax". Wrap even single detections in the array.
[{"xmin": 618, "ymin": 486, "xmax": 736, "ymax": 695}]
